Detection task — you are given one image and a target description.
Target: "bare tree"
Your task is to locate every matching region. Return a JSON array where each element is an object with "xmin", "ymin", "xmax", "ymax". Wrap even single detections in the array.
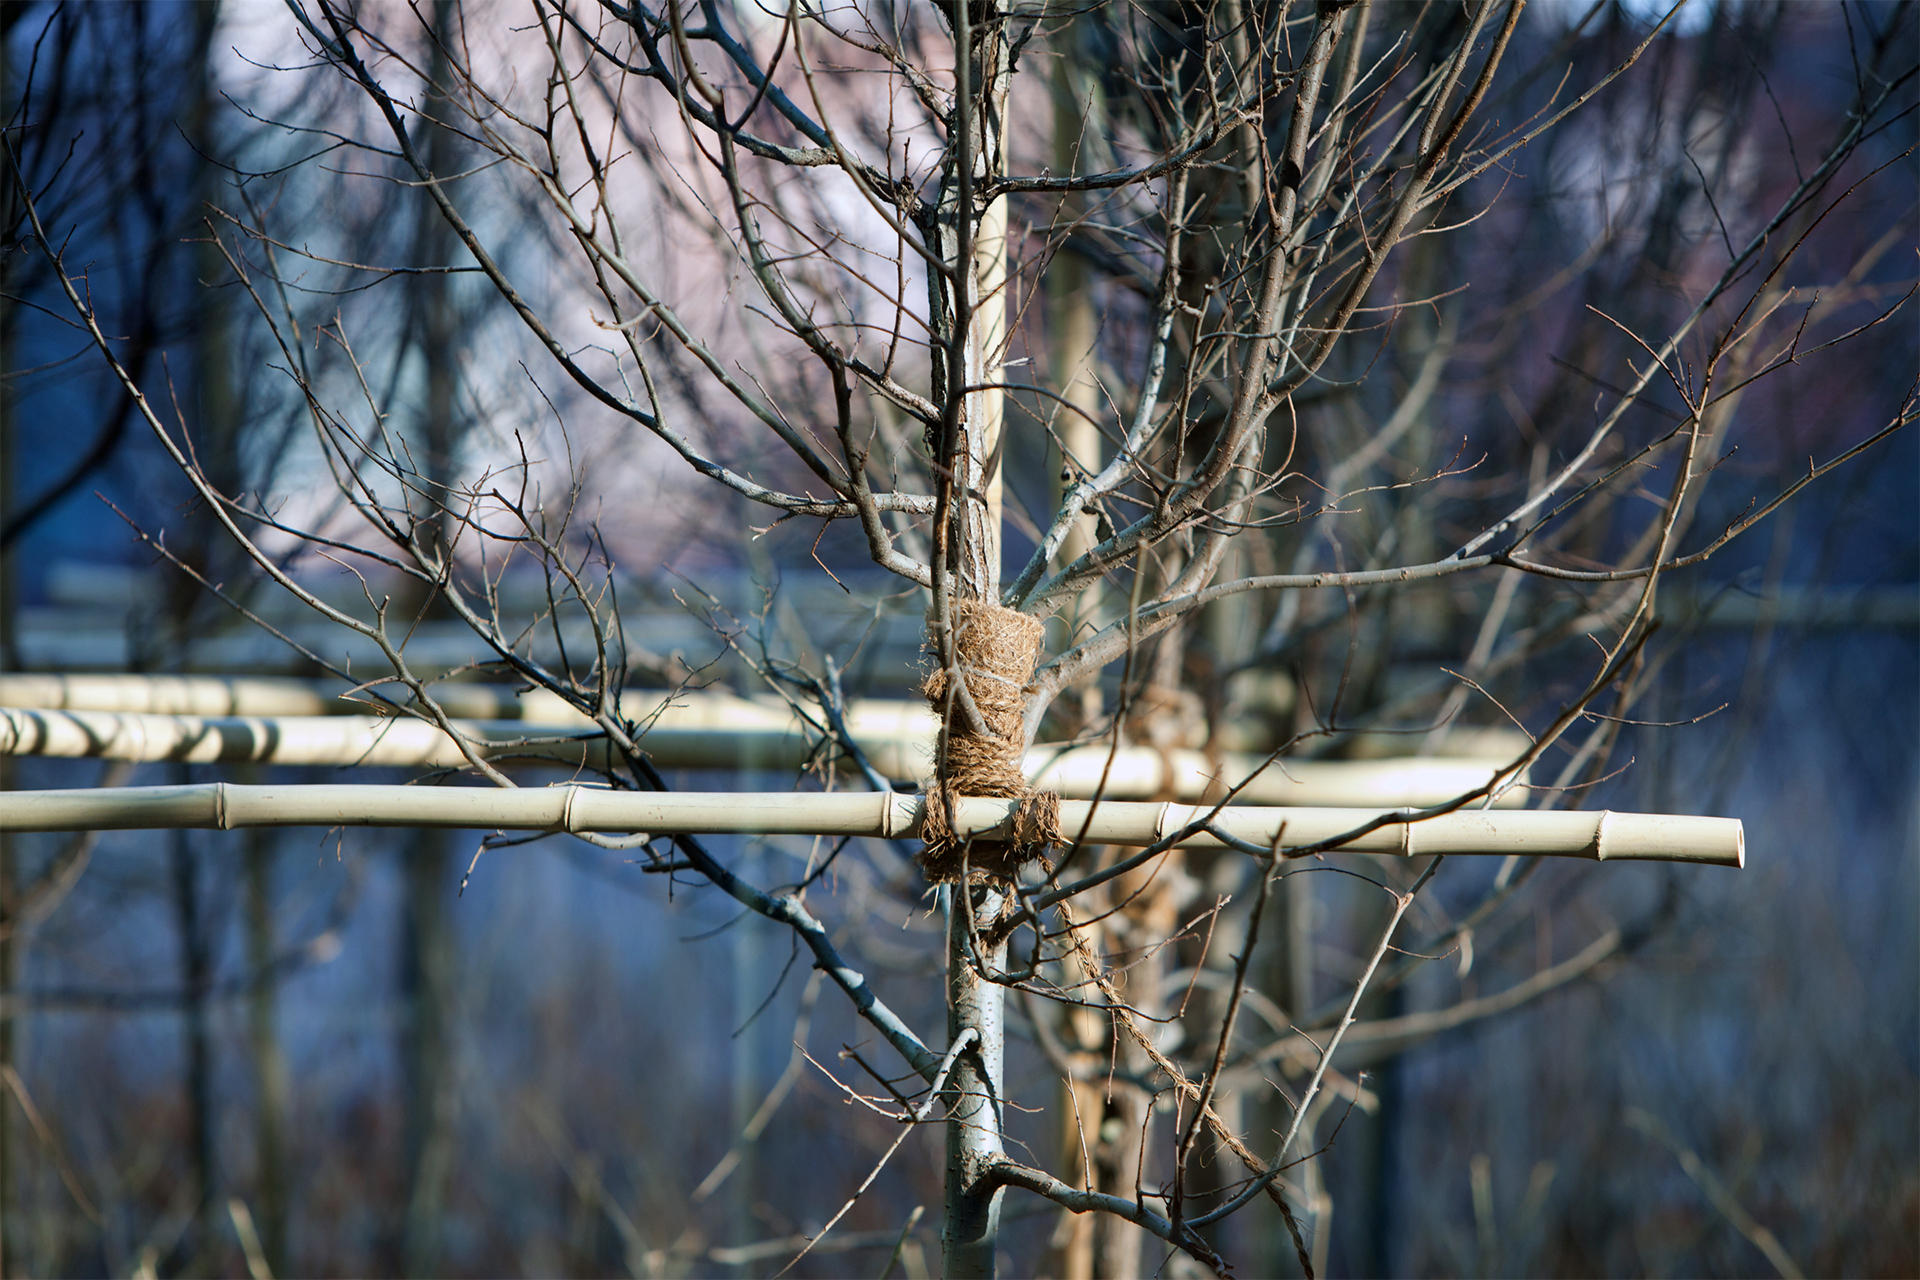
[{"xmin": 6, "ymin": 0, "xmax": 1914, "ymax": 1274}]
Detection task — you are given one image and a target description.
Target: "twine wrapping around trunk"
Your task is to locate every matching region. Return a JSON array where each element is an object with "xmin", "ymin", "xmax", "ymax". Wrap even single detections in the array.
[{"xmin": 920, "ymin": 599, "xmax": 1059, "ymax": 883}]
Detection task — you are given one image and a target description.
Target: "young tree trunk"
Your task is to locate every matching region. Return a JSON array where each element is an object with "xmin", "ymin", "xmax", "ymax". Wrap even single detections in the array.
[
  {"xmin": 934, "ymin": 5, "xmax": 1014, "ymax": 1275},
  {"xmin": 942, "ymin": 889, "xmax": 1008, "ymax": 1279}
]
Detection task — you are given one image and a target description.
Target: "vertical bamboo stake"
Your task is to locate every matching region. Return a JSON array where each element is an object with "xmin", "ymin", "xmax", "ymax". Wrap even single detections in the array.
[
  {"xmin": 975, "ymin": 192, "xmax": 1007, "ymax": 553},
  {"xmin": 1048, "ymin": 60, "xmax": 1101, "ymax": 574},
  {"xmin": 1047, "ymin": 62, "xmax": 1109, "ymax": 737},
  {"xmin": 1045, "ymin": 52, "xmax": 1106, "ymax": 1280}
]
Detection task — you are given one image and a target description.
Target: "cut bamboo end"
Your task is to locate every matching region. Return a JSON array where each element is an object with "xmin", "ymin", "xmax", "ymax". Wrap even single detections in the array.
[{"xmin": 0, "ymin": 784, "xmax": 1745, "ymax": 866}]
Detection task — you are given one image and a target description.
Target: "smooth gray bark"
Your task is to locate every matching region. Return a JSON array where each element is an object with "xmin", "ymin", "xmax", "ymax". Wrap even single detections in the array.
[{"xmin": 942, "ymin": 888, "xmax": 1008, "ymax": 1279}]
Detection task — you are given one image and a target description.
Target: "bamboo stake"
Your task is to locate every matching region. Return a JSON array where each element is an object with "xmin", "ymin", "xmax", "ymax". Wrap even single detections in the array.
[
  {"xmin": 0, "ymin": 674, "xmax": 930, "ymax": 735},
  {"xmin": 1021, "ymin": 747, "xmax": 1528, "ymax": 809},
  {"xmin": 0, "ymin": 706, "xmax": 917, "ymax": 772},
  {"xmin": 0, "ymin": 678, "xmax": 1528, "ymax": 798},
  {"xmin": 0, "ymin": 784, "xmax": 1743, "ymax": 865},
  {"xmin": 0, "ymin": 707, "xmax": 701, "ymax": 771},
  {"xmin": 0, "ymin": 708, "xmax": 1530, "ymax": 807}
]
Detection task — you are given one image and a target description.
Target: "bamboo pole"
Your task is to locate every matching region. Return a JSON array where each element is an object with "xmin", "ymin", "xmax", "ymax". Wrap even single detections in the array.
[
  {"xmin": 0, "ymin": 784, "xmax": 1744, "ymax": 865},
  {"xmin": 0, "ymin": 678, "xmax": 1530, "ymax": 798},
  {"xmin": 0, "ymin": 674, "xmax": 1523, "ymax": 763},
  {"xmin": 0, "ymin": 707, "xmax": 1533, "ymax": 808},
  {"xmin": 1021, "ymin": 747, "xmax": 1527, "ymax": 808},
  {"xmin": 0, "ymin": 673, "xmax": 930, "ymax": 734},
  {"xmin": 0, "ymin": 707, "xmax": 699, "ymax": 771}
]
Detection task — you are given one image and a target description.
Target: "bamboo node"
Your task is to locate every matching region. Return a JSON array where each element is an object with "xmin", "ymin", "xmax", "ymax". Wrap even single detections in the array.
[{"xmin": 919, "ymin": 600, "xmax": 1058, "ymax": 884}]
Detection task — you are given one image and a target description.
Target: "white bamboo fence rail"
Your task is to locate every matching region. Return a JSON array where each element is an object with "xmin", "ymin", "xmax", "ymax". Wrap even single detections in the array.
[
  {"xmin": 0, "ymin": 783, "xmax": 1743, "ymax": 865},
  {"xmin": 1022, "ymin": 747, "xmax": 1523, "ymax": 807},
  {"xmin": 0, "ymin": 672, "xmax": 925, "ymax": 733},
  {"xmin": 0, "ymin": 706, "xmax": 1529, "ymax": 808},
  {"xmin": 0, "ymin": 673, "xmax": 361, "ymax": 716}
]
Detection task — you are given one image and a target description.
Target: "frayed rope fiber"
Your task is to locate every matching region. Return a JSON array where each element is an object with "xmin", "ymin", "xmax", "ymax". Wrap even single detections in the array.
[{"xmin": 919, "ymin": 599, "xmax": 1060, "ymax": 883}]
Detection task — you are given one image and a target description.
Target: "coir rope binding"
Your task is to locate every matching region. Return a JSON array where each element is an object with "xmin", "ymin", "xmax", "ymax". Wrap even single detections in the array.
[{"xmin": 919, "ymin": 599, "xmax": 1059, "ymax": 883}]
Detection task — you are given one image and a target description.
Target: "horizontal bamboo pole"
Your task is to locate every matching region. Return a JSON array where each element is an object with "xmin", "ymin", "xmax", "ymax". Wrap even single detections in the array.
[
  {"xmin": 0, "ymin": 708, "xmax": 1528, "ymax": 808},
  {"xmin": 0, "ymin": 784, "xmax": 1743, "ymax": 865},
  {"xmin": 1020, "ymin": 747, "xmax": 1526, "ymax": 809},
  {"xmin": 0, "ymin": 707, "xmax": 607, "ymax": 769},
  {"xmin": 0, "ymin": 673, "xmax": 350, "ymax": 717},
  {"xmin": 0, "ymin": 674, "xmax": 928, "ymax": 736}
]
